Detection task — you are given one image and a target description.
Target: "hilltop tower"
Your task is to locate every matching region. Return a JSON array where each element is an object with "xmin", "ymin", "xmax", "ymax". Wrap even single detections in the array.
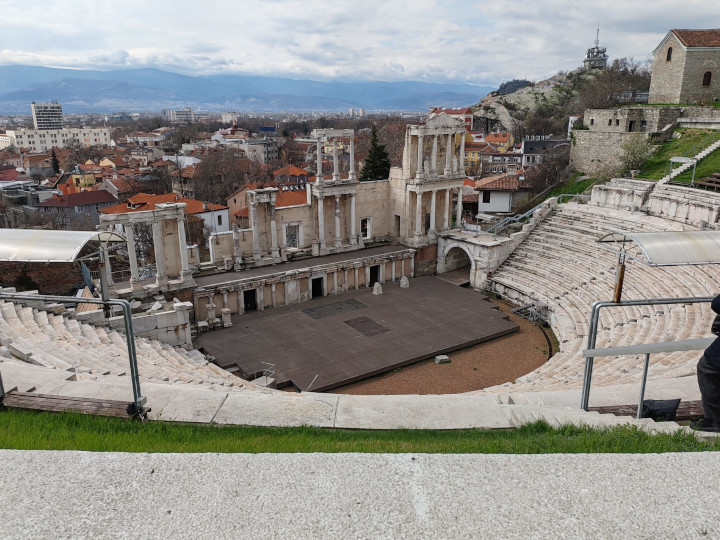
[{"xmin": 583, "ymin": 26, "xmax": 608, "ymax": 70}]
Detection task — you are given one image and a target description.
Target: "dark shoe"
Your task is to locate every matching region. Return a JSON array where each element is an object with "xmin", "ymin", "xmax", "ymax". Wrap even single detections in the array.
[{"xmin": 690, "ymin": 419, "xmax": 720, "ymax": 432}]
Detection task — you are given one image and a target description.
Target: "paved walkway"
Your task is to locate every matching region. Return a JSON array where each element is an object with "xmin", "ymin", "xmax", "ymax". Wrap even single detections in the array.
[{"xmin": 1, "ymin": 450, "xmax": 719, "ymax": 539}]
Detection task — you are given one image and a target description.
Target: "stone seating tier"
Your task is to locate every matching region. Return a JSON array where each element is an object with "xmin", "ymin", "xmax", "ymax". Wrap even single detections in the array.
[
  {"xmin": 485, "ymin": 203, "xmax": 716, "ymax": 394},
  {"xmin": 0, "ymin": 299, "xmax": 256, "ymax": 391}
]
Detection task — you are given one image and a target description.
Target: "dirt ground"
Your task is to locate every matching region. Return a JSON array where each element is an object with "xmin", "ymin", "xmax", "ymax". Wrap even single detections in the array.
[{"xmin": 324, "ymin": 300, "xmax": 552, "ymax": 395}]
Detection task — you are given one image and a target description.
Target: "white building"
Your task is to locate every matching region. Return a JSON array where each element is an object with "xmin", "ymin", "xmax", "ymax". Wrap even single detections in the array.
[
  {"xmin": 31, "ymin": 102, "xmax": 64, "ymax": 130},
  {"xmin": 0, "ymin": 128, "xmax": 113, "ymax": 152}
]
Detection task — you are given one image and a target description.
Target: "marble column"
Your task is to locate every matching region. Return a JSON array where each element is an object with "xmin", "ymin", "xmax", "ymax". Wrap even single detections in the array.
[
  {"xmin": 443, "ymin": 188, "xmax": 451, "ymax": 231},
  {"xmin": 124, "ymin": 222, "xmax": 139, "ymax": 284},
  {"xmin": 349, "ymin": 194, "xmax": 357, "ymax": 245},
  {"xmin": 250, "ymin": 201, "xmax": 260, "ymax": 261},
  {"xmin": 271, "ymin": 283, "xmax": 277, "ymax": 308},
  {"xmin": 429, "ymin": 190, "xmax": 436, "ymax": 233},
  {"xmin": 444, "ymin": 133, "xmax": 452, "ymax": 176},
  {"xmin": 459, "ymin": 134, "xmax": 466, "ymax": 175},
  {"xmin": 415, "ymin": 134, "xmax": 424, "ymax": 179},
  {"xmin": 176, "ymin": 217, "xmax": 190, "ymax": 276},
  {"xmin": 431, "ymin": 135, "xmax": 438, "ymax": 175},
  {"xmin": 456, "ymin": 186, "xmax": 463, "ymax": 227},
  {"xmin": 270, "ymin": 202, "xmax": 279, "ymax": 258},
  {"xmin": 102, "ymin": 242, "xmax": 114, "ymax": 288},
  {"xmin": 152, "ymin": 219, "xmax": 167, "ymax": 285},
  {"xmin": 334, "ymin": 195, "xmax": 341, "ymax": 248},
  {"xmin": 332, "ymin": 139, "xmax": 340, "ymax": 181},
  {"xmin": 348, "ymin": 135, "xmax": 356, "ymax": 181},
  {"xmin": 414, "ymin": 190, "xmax": 423, "ymax": 238},
  {"xmin": 317, "ymin": 196, "xmax": 326, "ymax": 250},
  {"xmin": 316, "ymin": 138, "xmax": 323, "ymax": 182}
]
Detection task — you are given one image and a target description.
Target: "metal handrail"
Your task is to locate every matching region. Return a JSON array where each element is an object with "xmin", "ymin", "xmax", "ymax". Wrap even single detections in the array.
[
  {"xmin": 486, "ymin": 194, "xmax": 590, "ymax": 234},
  {"xmin": 0, "ymin": 292, "xmax": 146, "ymax": 413},
  {"xmin": 580, "ymin": 296, "xmax": 714, "ymax": 416}
]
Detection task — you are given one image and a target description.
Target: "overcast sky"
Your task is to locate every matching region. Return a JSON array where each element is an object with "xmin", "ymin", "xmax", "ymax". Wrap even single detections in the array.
[{"xmin": 2, "ymin": 0, "xmax": 719, "ymax": 86}]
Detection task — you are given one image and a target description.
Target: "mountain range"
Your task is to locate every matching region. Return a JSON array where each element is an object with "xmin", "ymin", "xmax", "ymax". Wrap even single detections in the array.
[{"xmin": 0, "ymin": 65, "xmax": 495, "ymax": 114}]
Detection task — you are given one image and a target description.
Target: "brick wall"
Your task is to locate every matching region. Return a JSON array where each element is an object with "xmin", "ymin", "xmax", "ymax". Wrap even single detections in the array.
[
  {"xmin": 414, "ymin": 244, "xmax": 437, "ymax": 276},
  {"xmin": 0, "ymin": 262, "xmax": 84, "ymax": 295}
]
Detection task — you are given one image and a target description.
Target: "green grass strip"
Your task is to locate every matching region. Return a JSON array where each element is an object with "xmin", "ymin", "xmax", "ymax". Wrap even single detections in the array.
[{"xmin": 0, "ymin": 409, "xmax": 718, "ymax": 454}]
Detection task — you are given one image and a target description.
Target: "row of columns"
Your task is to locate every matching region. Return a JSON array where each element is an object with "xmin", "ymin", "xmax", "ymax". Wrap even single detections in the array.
[
  {"xmin": 416, "ymin": 132, "xmax": 466, "ymax": 179},
  {"xmin": 196, "ymin": 252, "xmax": 415, "ymax": 315},
  {"xmin": 119, "ymin": 217, "xmax": 190, "ymax": 288},
  {"xmin": 316, "ymin": 136, "xmax": 356, "ymax": 183},
  {"xmin": 249, "ymin": 199, "xmax": 280, "ymax": 261},
  {"xmin": 413, "ymin": 188, "xmax": 463, "ymax": 237},
  {"xmin": 317, "ymin": 193, "xmax": 356, "ymax": 250}
]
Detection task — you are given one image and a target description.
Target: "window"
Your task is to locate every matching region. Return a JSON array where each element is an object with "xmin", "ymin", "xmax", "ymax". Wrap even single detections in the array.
[
  {"xmin": 482, "ymin": 191, "xmax": 491, "ymax": 203},
  {"xmin": 360, "ymin": 217, "xmax": 372, "ymax": 239},
  {"xmin": 217, "ymin": 215, "xmax": 222, "ymax": 226},
  {"xmin": 666, "ymin": 47, "xmax": 673, "ymax": 61},
  {"xmin": 608, "ymin": 119, "xmax": 613, "ymax": 126},
  {"xmin": 285, "ymin": 224, "xmax": 300, "ymax": 248},
  {"xmin": 615, "ymin": 119, "xmax": 620, "ymax": 126},
  {"xmin": 703, "ymin": 71, "xmax": 712, "ymax": 87},
  {"xmin": 590, "ymin": 118, "xmax": 594, "ymax": 126}
]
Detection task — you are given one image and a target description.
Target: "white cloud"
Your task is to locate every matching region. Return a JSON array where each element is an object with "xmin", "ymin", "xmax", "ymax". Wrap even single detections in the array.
[{"xmin": 1, "ymin": 0, "xmax": 720, "ymax": 84}]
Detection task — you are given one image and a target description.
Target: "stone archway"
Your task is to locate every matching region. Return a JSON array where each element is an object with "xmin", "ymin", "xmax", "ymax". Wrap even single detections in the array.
[{"xmin": 437, "ymin": 243, "xmax": 474, "ymax": 287}]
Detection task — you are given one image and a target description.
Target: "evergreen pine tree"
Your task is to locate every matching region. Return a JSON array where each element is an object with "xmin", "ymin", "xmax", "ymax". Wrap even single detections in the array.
[
  {"xmin": 51, "ymin": 148, "xmax": 60, "ymax": 174},
  {"xmin": 359, "ymin": 124, "xmax": 391, "ymax": 181}
]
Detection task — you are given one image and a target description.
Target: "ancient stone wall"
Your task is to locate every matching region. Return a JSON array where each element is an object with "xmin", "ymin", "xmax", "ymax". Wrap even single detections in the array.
[
  {"xmin": 413, "ymin": 245, "xmax": 437, "ymax": 276},
  {"xmin": 649, "ymin": 34, "xmax": 687, "ymax": 104},
  {"xmin": 570, "ymin": 131, "xmax": 651, "ymax": 176}
]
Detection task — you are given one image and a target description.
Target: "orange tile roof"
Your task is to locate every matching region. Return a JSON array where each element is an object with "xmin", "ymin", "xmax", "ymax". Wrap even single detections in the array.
[
  {"xmin": 474, "ymin": 175, "xmax": 524, "ymax": 191},
  {"xmin": 672, "ymin": 29, "xmax": 720, "ymax": 48},
  {"xmin": 100, "ymin": 193, "xmax": 228, "ymax": 215},
  {"xmin": 274, "ymin": 165, "xmax": 308, "ymax": 177}
]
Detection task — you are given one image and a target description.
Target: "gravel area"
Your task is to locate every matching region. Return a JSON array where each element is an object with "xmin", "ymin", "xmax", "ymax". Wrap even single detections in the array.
[{"xmin": 332, "ymin": 300, "xmax": 551, "ymax": 395}]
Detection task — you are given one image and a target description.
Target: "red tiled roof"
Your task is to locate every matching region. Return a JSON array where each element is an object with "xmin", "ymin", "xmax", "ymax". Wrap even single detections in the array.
[
  {"xmin": 100, "ymin": 193, "xmax": 227, "ymax": 215},
  {"xmin": 234, "ymin": 208, "xmax": 249, "ymax": 218},
  {"xmin": 672, "ymin": 29, "xmax": 720, "ymax": 48},
  {"xmin": 273, "ymin": 165, "xmax": 308, "ymax": 177},
  {"xmin": 474, "ymin": 175, "xmax": 522, "ymax": 191},
  {"xmin": 38, "ymin": 190, "xmax": 117, "ymax": 208}
]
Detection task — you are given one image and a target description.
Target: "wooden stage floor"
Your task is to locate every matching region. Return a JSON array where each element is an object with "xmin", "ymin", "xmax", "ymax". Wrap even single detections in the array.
[{"xmin": 196, "ymin": 276, "xmax": 518, "ymax": 392}]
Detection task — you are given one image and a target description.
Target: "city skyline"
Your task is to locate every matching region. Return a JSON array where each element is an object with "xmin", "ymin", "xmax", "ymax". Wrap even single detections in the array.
[{"xmin": 3, "ymin": 1, "xmax": 720, "ymax": 86}]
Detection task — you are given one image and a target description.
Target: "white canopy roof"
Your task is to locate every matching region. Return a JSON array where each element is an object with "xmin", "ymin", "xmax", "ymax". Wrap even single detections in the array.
[
  {"xmin": 0, "ymin": 229, "xmax": 125, "ymax": 263},
  {"xmin": 597, "ymin": 230, "xmax": 720, "ymax": 266}
]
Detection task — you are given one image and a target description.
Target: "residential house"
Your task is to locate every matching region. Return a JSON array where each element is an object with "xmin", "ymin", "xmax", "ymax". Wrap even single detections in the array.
[
  {"xmin": 474, "ymin": 174, "xmax": 532, "ymax": 214},
  {"xmin": 36, "ymin": 189, "xmax": 119, "ymax": 228}
]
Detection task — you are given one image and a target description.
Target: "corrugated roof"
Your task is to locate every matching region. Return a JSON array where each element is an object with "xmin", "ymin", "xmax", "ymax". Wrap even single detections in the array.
[{"xmin": 0, "ymin": 229, "xmax": 125, "ymax": 263}]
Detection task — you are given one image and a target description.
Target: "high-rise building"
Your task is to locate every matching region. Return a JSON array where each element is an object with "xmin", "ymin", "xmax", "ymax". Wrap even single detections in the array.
[{"xmin": 31, "ymin": 101, "xmax": 64, "ymax": 130}]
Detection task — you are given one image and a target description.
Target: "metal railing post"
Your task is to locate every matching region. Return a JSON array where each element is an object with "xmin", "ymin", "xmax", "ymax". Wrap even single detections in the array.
[
  {"xmin": 580, "ymin": 296, "xmax": 714, "ymax": 411},
  {"xmin": 0, "ymin": 292, "xmax": 146, "ymax": 412},
  {"xmin": 637, "ymin": 353, "xmax": 651, "ymax": 419}
]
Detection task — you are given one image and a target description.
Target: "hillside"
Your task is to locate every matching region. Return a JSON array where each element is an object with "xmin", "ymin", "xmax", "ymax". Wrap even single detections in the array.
[
  {"xmin": 471, "ymin": 60, "xmax": 651, "ymax": 136},
  {"xmin": 0, "ymin": 65, "xmax": 495, "ymax": 113}
]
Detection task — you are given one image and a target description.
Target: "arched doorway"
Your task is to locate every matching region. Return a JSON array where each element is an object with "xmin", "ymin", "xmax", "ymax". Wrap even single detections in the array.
[{"xmin": 440, "ymin": 245, "xmax": 473, "ymax": 287}]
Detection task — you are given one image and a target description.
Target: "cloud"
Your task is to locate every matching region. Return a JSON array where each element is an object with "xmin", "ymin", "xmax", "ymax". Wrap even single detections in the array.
[{"xmin": 2, "ymin": 0, "xmax": 720, "ymax": 84}]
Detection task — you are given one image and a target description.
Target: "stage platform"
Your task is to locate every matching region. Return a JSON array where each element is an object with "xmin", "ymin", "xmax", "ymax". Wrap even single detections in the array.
[{"xmin": 196, "ymin": 276, "xmax": 518, "ymax": 392}]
